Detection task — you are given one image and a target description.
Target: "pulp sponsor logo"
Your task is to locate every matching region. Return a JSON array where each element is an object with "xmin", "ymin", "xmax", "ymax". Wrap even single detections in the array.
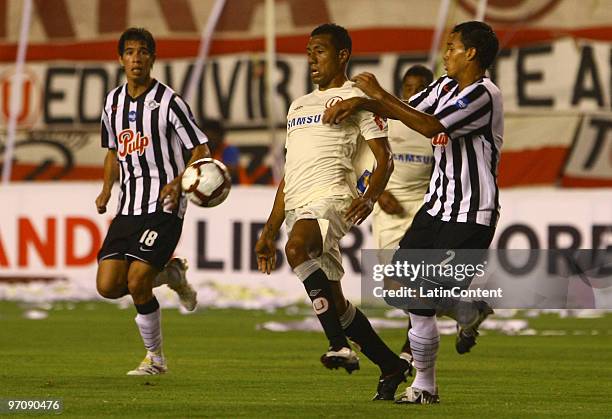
[
  {"xmin": 431, "ymin": 133, "xmax": 449, "ymax": 147},
  {"xmin": 118, "ymin": 129, "xmax": 150, "ymax": 158}
]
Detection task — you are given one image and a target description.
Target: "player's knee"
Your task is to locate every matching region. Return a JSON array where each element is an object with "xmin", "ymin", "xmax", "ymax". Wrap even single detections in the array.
[
  {"xmin": 285, "ymin": 239, "xmax": 308, "ymax": 268},
  {"xmin": 127, "ymin": 273, "xmax": 152, "ymax": 297},
  {"xmin": 285, "ymin": 239, "xmax": 323, "ymax": 268},
  {"xmin": 96, "ymin": 279, "xmax": 125, "ymax": 299}
]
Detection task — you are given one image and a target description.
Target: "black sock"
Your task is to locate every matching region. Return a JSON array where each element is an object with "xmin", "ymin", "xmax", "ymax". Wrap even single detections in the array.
[
  {"xmin": 345, "ymin": 307, "xmax": 399, "ymax": 375},
  {"xmin": 135, "ymin": 296, "xmax": 160, "ymax": 315},
  {"xmin": 303, "ymin": 269, "xmax": 349, "ymax": 351}
]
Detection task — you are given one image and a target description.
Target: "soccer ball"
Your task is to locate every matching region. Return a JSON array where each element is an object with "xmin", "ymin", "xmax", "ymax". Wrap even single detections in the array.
[{"xmin": 181, "ymin": 158, "xmax": 231, "ymax": 207}]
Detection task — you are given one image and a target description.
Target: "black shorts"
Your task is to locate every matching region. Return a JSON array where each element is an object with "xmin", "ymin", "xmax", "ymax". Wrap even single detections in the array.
[
  {"xmin": 395, "ymin": 207, "xmax": 496, "ymax": 316},
  {"xmin": 399, "ymin": 207, "xmax": 495, "ymax": 250},
  {"xmin": 97, "ymin": 212, "xmax": 183, "ymax": 270}
]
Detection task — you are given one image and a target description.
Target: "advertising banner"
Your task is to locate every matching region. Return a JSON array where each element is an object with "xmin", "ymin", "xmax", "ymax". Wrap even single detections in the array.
[{"xmin": 1, "ymin": 183, "xmax": 610, "ymax": 304}]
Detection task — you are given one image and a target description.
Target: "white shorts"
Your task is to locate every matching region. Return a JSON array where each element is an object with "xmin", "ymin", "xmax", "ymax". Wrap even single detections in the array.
[
  {"xmin": 372, "ymin": 197, "xmax": 424, "ymax": 250},
  {"xmin": 285, "ymin": 196, "xmax": 353, "ymax": 281}
]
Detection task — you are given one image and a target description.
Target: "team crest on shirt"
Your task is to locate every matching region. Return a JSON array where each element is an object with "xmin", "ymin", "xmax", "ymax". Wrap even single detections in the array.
[
  {"xmin": 325, "ymin": 96, "xmax": 343, "ymax": 108},
  {"xmin": 128, "ymin": 110, "xmax": 137, "ymax": 122},
  {"xmin": 431, "ymin": 132, "xmax": 449, "ymax": 147},
  {"xmin": 117, "ymin": 128, "xmax": 150, "ymax": 158},
  {"xmin": 146, "ymin": 100, "xmax": 160, "ymax": 110}
]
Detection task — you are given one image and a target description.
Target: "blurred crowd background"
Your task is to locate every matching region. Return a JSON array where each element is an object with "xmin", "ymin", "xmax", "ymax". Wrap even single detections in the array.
[{"xmin": 1, "ymin": 0, "xmax": 610, "ymax": 188}]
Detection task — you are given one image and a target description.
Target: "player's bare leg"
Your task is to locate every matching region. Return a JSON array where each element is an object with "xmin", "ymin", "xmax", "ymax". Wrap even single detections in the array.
[
  {"xmin": 125, "ymin": 261, "xmax": 167, "ymax": 375},
  {"xmin": 97, "ymin": 257, "xmax": 193, "ymax": 306},
  {"xmin": 96, "ymin": 259, "xmax": 129, "ymax": 299},
  {"xmin": 285, "ymin": 219, "xmax": 358, "ymax": 373}
]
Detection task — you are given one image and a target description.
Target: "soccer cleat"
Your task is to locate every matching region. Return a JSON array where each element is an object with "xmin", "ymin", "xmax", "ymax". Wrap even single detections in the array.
[
  {"xmin": 320, "ymin": 347, "xmax": 360, "ymax": 374},
  {"xmin": 399, "ymin": 340, "xmax": 413, "ymax": 365},
  {"xmin": 372, "ymin": 358, "xmax": 413, "ymax": 401},
  {"xmin": 165, "ymin": 258, "xmax": 197, "ymax": 311},
  {"xmin": 395, "ymin": 386, "xmax": 440, "ymax": 404},
  {"xmin": 455, "ymin": 300, "xmax": 494, "ymax": 354},
  {"xmin": 126, "ymin": 352, "xmax": 167, "ymax": 376},
  {"xmin": 455, "ymin": 325, "xmax": 479, "ymax": 354}
]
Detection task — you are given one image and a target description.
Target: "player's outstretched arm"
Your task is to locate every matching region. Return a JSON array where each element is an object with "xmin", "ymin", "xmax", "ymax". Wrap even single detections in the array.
[
  {"xmin": 96, "ymin": 149, "xmax": 118, "ymax": 214},
  {"xmin": 159, "ymin": 144, "xmax": 211, "ymax": 209},
  {"xmin": 345, "ymin": 137, "xmax": 393, "ymax": 225},
  {"xmin": 352, "ymin": 72, "xmax": 445, "ymax": 138},
  {"xmin": 255, "ymin": 178, "xmax": 286, "ymax": 274}
]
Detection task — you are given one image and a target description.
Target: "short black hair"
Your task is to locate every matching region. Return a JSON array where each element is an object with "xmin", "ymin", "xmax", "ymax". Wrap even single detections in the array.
[
  {"xmin": 451, "ymin": 21, "xmax": 499, "ymax": 70},
  {"xmin": 118, "ymin": 28, "xmax": 156, "ymax": 56},
  {"xmin": 311, "ymin": 23, "xmax": 352, "ymax": 55},
  {"xmin": 402, "ymin": 64, "xmax": 434, "ymax": 86}
]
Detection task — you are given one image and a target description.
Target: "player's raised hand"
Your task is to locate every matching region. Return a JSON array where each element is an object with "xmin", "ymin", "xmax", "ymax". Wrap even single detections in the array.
[
  {"xmin": 345, "ymin": 196, "xmax": 374, "ymax": 225},
  {"xmin": 159, "ymin": 178, "xmax": 181, "ymax": 210},
  {"xmin": 323, "ymin": 97, "xmax": 362, "ymax": 125},
  {"xmin": 95, "ymin": 189, "xmax": 111, "ymax": 214},
  {"xmin": 255, "ymin": 233, "xmax": 277, "ymax": 274},
  {"xmin": 377, "ymin": 191, "xmax": 404, "ymax": 215},
  {"xmin": 352, "ymin": 72, "xmax": 385, "ymax": 100}
]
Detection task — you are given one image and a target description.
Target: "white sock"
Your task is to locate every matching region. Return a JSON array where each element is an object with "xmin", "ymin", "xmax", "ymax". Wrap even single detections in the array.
[
  {"xmin": 135, "ymin": 309, "xmax": 163, "ymax": 361},
  {"xmin": 408, "ymin": 313, "xmax": 439, "ymax": 394}
]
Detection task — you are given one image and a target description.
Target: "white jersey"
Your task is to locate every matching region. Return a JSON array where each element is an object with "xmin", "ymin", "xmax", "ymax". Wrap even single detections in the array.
[
  {"xmin": 283, "ymin": 81, "xmax": 387, "ymax": 210},
  {"xmin": 386, "ymin": 119, "xmax": 433, "ymax": 200}
]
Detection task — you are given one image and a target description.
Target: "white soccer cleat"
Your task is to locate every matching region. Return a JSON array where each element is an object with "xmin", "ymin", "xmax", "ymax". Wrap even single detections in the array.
[
  {"xmin": 126, "ymin": 352, "xmax": 167, "ymax": 376},
  {"xmin": 395, "ymin": 386, "xmax": 440, "ymax": 404},
  {"xmin": 165, "ymin": 258, "xmax": 197, "ymax": 311}
]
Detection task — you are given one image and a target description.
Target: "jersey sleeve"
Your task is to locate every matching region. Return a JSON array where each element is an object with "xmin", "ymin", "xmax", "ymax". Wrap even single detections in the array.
[
  {"xmin": 355, "ymin": 109, "xmax": 387, "ymax": 140},
  {"xmin": 434, "ymin": 84, "xmax": 492, "ymax": 140},
  {"xmin": 100, "ymin": 109, "xmax": 116, "ymax": 149},
  {"xmin": 168, "ymin": 95, "xmax": 208, "ymax": 150},
  {"xmin": 408, "ymin": 76, "xmax": 447, "ymax": 114}
]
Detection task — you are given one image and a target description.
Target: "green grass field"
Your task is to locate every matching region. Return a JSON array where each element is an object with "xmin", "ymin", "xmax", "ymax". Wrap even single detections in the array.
[{"xmin": 1, "ymin": 302, "xmax": 611, "ymax": 418}]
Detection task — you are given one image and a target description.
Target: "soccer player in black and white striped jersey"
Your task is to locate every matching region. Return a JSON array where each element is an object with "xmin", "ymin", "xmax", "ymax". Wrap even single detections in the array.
[
  {"xmin": 324, "ymin": 21, "xmax": 502, "ymax": 404},
  {"xmin": 95, "ymin": 28, "xmax": 210, "ymax": 376}
]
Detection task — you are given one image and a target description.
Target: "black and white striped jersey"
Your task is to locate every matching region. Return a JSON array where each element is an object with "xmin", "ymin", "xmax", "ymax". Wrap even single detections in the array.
[
  {"xmin": 100, "ymin": 80, "xmax": 207, "ymax": 218},
  {"xmin": 409, "ymin": 75, "xmax": 503, "ymax": 227}
]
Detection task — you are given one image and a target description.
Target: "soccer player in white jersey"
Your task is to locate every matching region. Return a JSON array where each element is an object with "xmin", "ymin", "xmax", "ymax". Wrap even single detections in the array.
[
  {"xmin": 371, "ymin": 65, "xmax": 434, "ymax": 363},
  {"xmin": 255, "ymin": 23, "xmax": 411, "ymax": 400},
  {"xmin": 95, "ymin": 28, "xmax": 210, "ymax": 375},
  {"xmin": 324, "ymin": 21, "xmax": 502, "ymax": 404}
]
